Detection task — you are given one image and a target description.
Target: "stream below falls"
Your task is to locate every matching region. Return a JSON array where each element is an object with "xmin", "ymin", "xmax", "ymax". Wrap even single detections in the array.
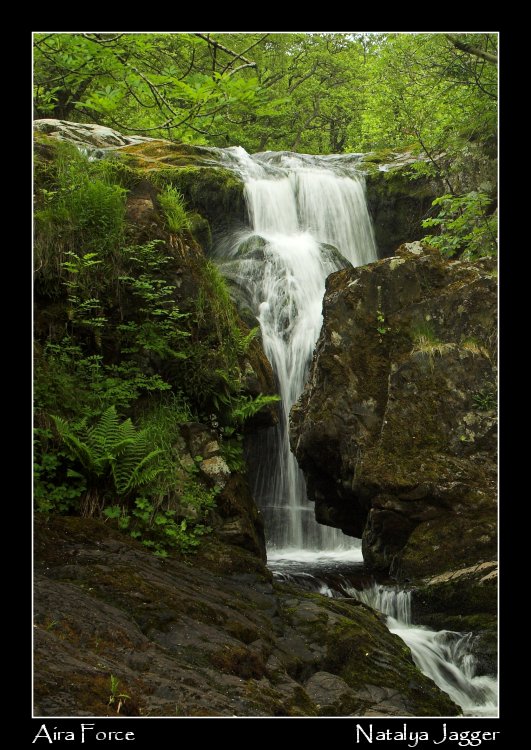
[
  {"xmin": 212, "ymin": 147, "xmax": 498, "ymax": 717},
  {"xmin": 269, "ymin": 550, "xmax": 498, "ymax": 717}
]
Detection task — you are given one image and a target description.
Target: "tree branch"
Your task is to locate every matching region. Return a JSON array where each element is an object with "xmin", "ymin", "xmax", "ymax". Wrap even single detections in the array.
[
  {"xmin": 221, "ymin": 34, "xmax": 269, "ymax": 74},
  {"xmin": 226, "ymin": 62, "xmax": 257, "ymax": 77},
  {"xmin": 445, "ymin": 34, "xmax": 498, "ymax": 65},
  {"xmin": 194, "ymin": 33, "xmax": 257, "ymax": 68}
]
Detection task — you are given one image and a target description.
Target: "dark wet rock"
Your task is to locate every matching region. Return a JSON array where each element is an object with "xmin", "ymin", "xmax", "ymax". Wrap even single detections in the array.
[
  {"xmin": 290, "ymin": 245, "xmax": 497, "ymax": 583},
  {"xmin": 34, "ymin": 517, "xmax": 460, "ymax": 717}
]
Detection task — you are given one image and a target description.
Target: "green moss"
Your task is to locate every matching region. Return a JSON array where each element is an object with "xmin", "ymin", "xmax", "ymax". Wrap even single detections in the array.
[
  {"xmin": 399, "ymin": 515, "xmax": 497, "ymax": 581},
  {"xmin": 412, "ymin": 577, "xmax": 497, "ymax": 618},
  {"xmin": 416, "ymin": 612, "xmax": 496, "ymax": 634},
  {"xmin": 209, "ymin": 644, "xmax": 266, "ymax": 679},
  {"xmin": 188, "ymin": 212, "xmax": 212, "ymax": 250},
  {"xmin": 119, "ymin": 140, "xmax": 215, "ymax": 167},
  {"xmin": 96, "ymin": 158, "xmax": 143, "ymax": 190},
  {"xmin": 148, "ymin": 165, "xmax": 245, "ymax": 227}
]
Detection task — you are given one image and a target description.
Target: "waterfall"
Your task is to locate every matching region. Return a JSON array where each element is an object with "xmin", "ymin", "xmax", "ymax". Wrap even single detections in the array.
[
  {"xmin": 211, "ymin": 147, "xmax": 497, "ymax": 718},
  {"xmin": 213, "ymin": 148, "xmax": 377, "ymax": 551},
  {"xmin": 345, "ymin": 583, "xmax": 498, "ymax": 716}
]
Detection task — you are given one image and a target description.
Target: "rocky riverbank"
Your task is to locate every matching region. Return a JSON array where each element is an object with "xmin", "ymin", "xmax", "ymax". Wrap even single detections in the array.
[{"xmin": 34, "ymin": 517, "xmax": 459, "ymax": 717}]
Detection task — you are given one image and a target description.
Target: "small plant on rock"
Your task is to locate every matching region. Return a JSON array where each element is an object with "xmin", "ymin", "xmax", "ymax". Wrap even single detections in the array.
[
  {"xmin": 108, "ymin": 675, "xmax": 130, "ymax": 714},
  {"xmin": 157, "ymin": 185, "xmax": 191, "ymax": 233}
]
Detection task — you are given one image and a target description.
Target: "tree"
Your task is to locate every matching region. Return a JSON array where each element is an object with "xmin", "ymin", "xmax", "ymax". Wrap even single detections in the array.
[
  {"xmin": 33, "ymin": 33, "xmax": 282, "ymax": 144},
  {"xmin": 34, "ymin": 32, "xmax": 497, "ymax": 162},
  {"xmin": 359, "ymin": 33, "xmax": 497, "ymax": 190}
]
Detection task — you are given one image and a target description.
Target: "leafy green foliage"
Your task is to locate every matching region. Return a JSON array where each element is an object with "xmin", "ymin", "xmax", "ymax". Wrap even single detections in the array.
[
  {"xmin": 422, "ymin": 192, "xmax": 497, "ymax": 259},
  {"xmin": 33, "ymin": 146, "xmax": 278, "ymax": 556},
  {"xmin": 34, "ymin": 32, "xmax": 496, "ymax": 160},
  {"xmin": 230, "ymin": 393, "xmax": 280, "ymax": 425},
  {"xmin": 104, "ymin": 485, "xmax": 215, "ymax": 556},
  {"xmin": 117, "ymin": 239, "xmax": 190, "ymax": 361},
  {"xmin": 473, "ymin": 385, "xmax": 497, "ymax": 411},
  {"xmin": 33, "ymin": 33, "xmax": 279, "ymax": 146},
  {"xmin": 108, "ymin": 675, "xmax": 130, "ymax": 714},
  {"xmin": 180, "ymin": 261, "xmax": 260, "ymax": 413},
  {"xmin": 34, "ymin": 144, "xmax": 127, "ymax": 290},
  {"xmin": 157, "ymin": 185, "xmax": 191, "ymax": 233},
  {"xmin": 34, "ymin": 427, "xmax": 87, "ymax": 513},
  {"xmin": 220, "ymin": 393, "xmax": 280, "ymax": 472},
  {"xmin": 52, "ymin": 406, "xmax": 163, "ymax": 496}
]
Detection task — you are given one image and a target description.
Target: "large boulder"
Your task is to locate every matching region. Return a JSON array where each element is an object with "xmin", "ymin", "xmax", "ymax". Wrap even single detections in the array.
[
  {"xmin": 34, "ymin": 119, "xmax": 154, "ymax": 149},
  {"xmin": 290, "ymin": 244, "xmax": 497, "ymax": 583}
]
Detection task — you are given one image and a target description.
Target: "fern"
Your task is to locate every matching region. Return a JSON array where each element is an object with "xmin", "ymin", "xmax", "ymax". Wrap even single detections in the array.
[
  {"xmin": 230, "ymin": 393, "xmax": 280, "ymax": 425},
  {"xmin": 51, "ymin": 415, "xmax": 97, "ymax": 472},
  {"xmin": 112, "ymin": 430, "xmax": 162, "ymax": 494},
  {"xmin": 52, "ymin": 406, "xmax": 162, "ymax": 499},
  {"xmin": 87, "ymin": 407, "xmax": 123, "ymax": 454}
]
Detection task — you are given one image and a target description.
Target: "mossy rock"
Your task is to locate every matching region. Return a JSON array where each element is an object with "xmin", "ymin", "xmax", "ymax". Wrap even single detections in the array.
[
  {"xmin": 118, "ymin": 139, "xmax": 221, "ymax": 167},
  {"xmin": 119, "ymin": 142, "xmax": 246, "ymax": 230},
  {"xmin": 188, "ymin": 212, "xmax": 212, "ymax": 251},
  {"xmin": 151, "ymin": 165, "xmax": 245, "ymax": 230}
]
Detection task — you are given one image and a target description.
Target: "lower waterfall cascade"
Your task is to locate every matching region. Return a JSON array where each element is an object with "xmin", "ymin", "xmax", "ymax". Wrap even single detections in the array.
[
  {"xmin": 349, "ymin": 584, "xmax": 498, "ymax": 716},
  {"xmin": 269, "ymin": 558, "xmax": 498, "ymax": 717}
]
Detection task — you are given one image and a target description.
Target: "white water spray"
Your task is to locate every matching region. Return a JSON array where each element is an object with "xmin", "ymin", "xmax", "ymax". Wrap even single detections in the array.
[
  {"xmin": 214, "ymin": 149, "xmax": 377, "ymax": 552},
  {"xmin": 346, "ymin": 583, "xmax": 498, "ymax": 716}
]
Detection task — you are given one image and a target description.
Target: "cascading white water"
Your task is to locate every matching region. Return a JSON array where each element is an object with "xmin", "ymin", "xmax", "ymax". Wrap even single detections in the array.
[
  {"xmin": 345, "ymin": 583, "xmax": 498, "ymax": 716},
  {"xmin": 267, "ymin": 564, "xmax": 498, "ymax": 716},
  {"xmin": 213, "ymin": 148, "xmax": 377, "ymax": 552}
]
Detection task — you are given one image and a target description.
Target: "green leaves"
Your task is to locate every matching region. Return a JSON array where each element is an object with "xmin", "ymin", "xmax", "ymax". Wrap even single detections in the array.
[
  {"xmin": 422, "ymin": 192, "xmax": 497, "ymax": 259},
  {"xmin": 51, "ymin": 406, "xmax": 163, "ymax": 497},
  {"xmin": 82, "ymin": 85, "xmax": 125, "ymax": 114},
  {"xmin": 230, "ymin": 393, "xmax": 281, "ymax": 425},
  {"xmin": 103, "ymin": 494, "xmax": 214, "ymax": 556},
  {"xmin": 157, "ymin": 185, "xmax": 191, "ymax": 233},
  {"xmin": 34, "ymin": 32, "xmax": 496, "ymax": 159}
]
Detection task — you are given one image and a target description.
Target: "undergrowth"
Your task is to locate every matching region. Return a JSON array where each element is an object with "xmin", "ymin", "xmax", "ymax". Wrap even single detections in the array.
[{"xmin": 34, "ymin": 142, "xmax": 277, "ymax": 555}]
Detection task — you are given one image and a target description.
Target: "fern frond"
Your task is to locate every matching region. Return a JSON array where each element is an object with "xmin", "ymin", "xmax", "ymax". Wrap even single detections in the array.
[
  {"xmin": 51, "ymin": 414, "xmax": 95, "ymax": 471},
  {"xmin": 87, "ymin": 406, "xmax": 121, "ymax": 457},
  {"xmin": 231, "ymin": 393, "xmax": 281, "ymax": 424},
  {"xmin": 112, "ymin": 446, "xmax": 163, "ymax": 494}
]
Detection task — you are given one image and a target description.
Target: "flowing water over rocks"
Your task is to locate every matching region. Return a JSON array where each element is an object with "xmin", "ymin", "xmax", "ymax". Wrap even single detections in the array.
[
  {"xmin": 213, "ymin": 149, "xmax": 377, "ymax": 551},
  {"xmin": 213, "ymin": 147, "xmax": 497, "ymax": 717},
  {"xmin": 268, "ymin": 556, "xmax": 497, "ymax": 716},
  {"xmin": 33, "ymin": 125, "xmax": 497, "ymax": 717}
]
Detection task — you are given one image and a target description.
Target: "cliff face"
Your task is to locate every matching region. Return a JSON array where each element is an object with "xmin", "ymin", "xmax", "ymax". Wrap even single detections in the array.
[
  {"xmin": 361, "ymin": 145, "xmax": 497, "ymax": 259},
  {"xmin": 290, "ymin": 243, "xmax": 497, "ymax": 582}
]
